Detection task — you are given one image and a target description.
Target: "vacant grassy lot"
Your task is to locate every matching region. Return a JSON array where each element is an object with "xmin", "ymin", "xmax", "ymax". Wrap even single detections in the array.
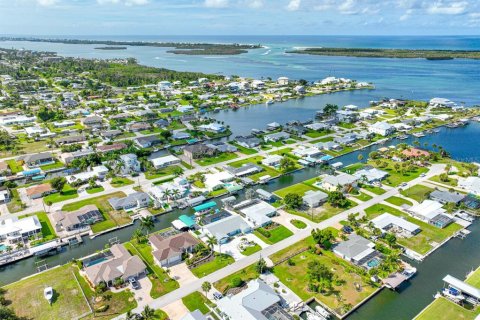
[
  {"xmin": 110, "ymin": 177, "xmax": 134, "ymax": 188},
  {"xmin": 272, "ymin": 237, "xmax": 378, "ymax": 316},
  {"xmin": 466, "ymin": 267, "xmax": 480, "ymax": 288},
  {"xmin": 365, "ymin": 204, "xmax": 462, "ymax": 255},
  {"xmin": 44, "ymin": 184, "xmax": 78, "ymax": 204},
  {"xmin": 182, "ymin": 291, "xmax": 212, "ymax": 314},
  {"xmin": 196, "ymin": 152, "xmax": 238, "ymax": 166},
  {"xmin": 286, "ymin": 201, "xmax": 356, "ymax": 223},
  {"xmin": 274, "ymin": 182, "xmax": 317, "ymax": 198},
  {"xmin": 385, "ymin": 196, "xmax": 413, "ymax": 207},
  {"xmin": 62, "ymin": 192, "xmax": 131, "ymax": 233},
  {"xmin": 7, "ymin": 188, "xmax": 24, "ymax": 213},
  {"xmin": 4, "ymin": 265, "xmax": 90, "ymax": 320},
  {"xmin": 214, "ymin": 264, "xmax": 259, "ymax": 294},
  {"xmin": 145, "ymin": 165, "xmax": 182, "ymax": 180},
  {"xmin": 415, "ymin": 297, "xmax": 477, "ymax": 320},
  {"xmin": 368, "ymin": 160, "xmax": 428, "ymax": 187},
  {"xmin": 253, "ymin": 224, "xmax": 293, "ymax": 244},
  {"xmin": 6, "ymin": 159, "xmax": 24, "ymax": 174},
  {"xmin": 429, "ymin": 174, "xmax": 458, "ymax": 187},
  {"xmin": 401, "ymin": 184, "xmax": 434, "ymax": 203},
  {"xmin": 191, "ymin": 254, "xmax": 235, "ymax": 278}
]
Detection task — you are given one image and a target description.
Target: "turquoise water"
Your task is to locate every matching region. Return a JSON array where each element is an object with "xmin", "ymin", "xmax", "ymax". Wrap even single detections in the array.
[
  {"xmin": 0, "ymin": 244, "xmax": 6, "ymax": 252},
  {"xmin": 367, "ymin": 258, "xmax": 381, "ymax": 268}
]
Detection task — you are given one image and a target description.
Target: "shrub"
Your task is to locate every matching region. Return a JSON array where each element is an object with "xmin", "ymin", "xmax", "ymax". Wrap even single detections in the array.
[
  {"xmin": 231, "ymin": 277, "xmax": 244, "ymax": 288},
  {"xmin": 257, "ymin": 228, "xmax": 271, "ymax": 238}
]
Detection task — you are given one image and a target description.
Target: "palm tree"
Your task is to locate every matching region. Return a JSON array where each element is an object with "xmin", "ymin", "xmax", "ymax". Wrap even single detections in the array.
[
  {"xmin": 139, "ymin": 216, "xmax": 155, "ymax": 235},
  {"xmin": 140, "ymin": 305, "xmax": 155, "ymax": 320},
  {"xmin": 206, "ymin": 235, "xmax": 218, "ymax": 252},
  {"xmin": 162, "ymin": 189, "xmax": 172, "ymax": 202},
  {"xmin": 125, "ymin": 310, "xmax": 138, "ymax": 320},
  {"xmin": 131, "ymin": 228, "xmax": 145, "ymax": 243}
]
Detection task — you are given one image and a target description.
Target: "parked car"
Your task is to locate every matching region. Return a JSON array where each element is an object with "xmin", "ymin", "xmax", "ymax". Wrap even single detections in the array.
[
  {"xmin": 129, "ymin": 278, "xmax": 140, "ymax": 290},
  {"xmin": 213, "ymin": 292, "xmax": 223, "ymax": 300}
]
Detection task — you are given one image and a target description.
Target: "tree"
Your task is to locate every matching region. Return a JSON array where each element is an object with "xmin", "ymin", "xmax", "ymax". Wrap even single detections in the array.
[
  {"xmin": 284, "ymin": 193, "xmax": 303, "ymax": 210},
  {"xmin": 327, "ymin": 191, "xmax": 348, "ymax": 208},
  {"xmin": 311, "ymin": 228, "xmax": 335, "ymax": 249},
  {"xmin": 384, "ymin": 233, "xmax": 397, "ymax": 248},
  {"xmin": 255, "ymin": 257, "xmax": 268, "ymax": 274},
  {"xmin": 279, "ymin": 156, "xmax": 295, "ymax": 172},
  {"xmin": 323, "ymin": 104, "xmax": 338, "ymax": 117},
  {"xmin": 50, "ymin": 177, "xmax": 66, "ymax": 193},
  {"xmin": 201, "ymin": 281, "xmax": 212, "ymax": 296},
  {"xmin": 140, "ymin": 305, "xmax": 155, "ymax": 320},
  {"xmin": 307, "ymin": 260, "xmax": 334, "ymax": 294},
  {"xmin": 131, "ymin": 228, "xmax": 145, "ymax": 243},
  {"xmin": 139, "ymin": 216, "xmax": 154, "ymax": 235},
  {"xmin": 206, "ymin": 235, "xmax": 218, "ymax": 251},
  {"xmin": 357, "ymin": 154, "xmax": 364, "ymax": 162}
]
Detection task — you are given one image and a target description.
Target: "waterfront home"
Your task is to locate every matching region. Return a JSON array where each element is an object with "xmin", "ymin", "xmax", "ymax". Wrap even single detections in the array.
[
  {"xmin": 183, "ymin": 144, "xmax": 218, "ymax": 161},
  {"xmin": 51, "ymin": 205, "xmax": 103, "ymax": 232},
  {"xmin": 235, "ymin": 135, "xmax": 261, "ymax": 148},
  {"xmin": 371, "ymin": 213, "xmax": 421, "ymax": 236},
  {"xmin": 333, "ymin": 234, "xmax": 383, "ymax": 270},
  {"xmin": 81, "ymin": 115, "xmax": 104, "ymax": 129},
  {"xmin": 108, "ymin": 192, "xmax": 150, "ymax": 211},
  {"xmin": 336, "ymin": 110, "xmax": 358, "ymax": 123},
  {"xmin": 202, "ymin": 215, "xmax": 251, "ymax": 244},
  {"xmin": 401, "ymin": 147, "xmax": 430, "ymax": 158},
  {"xmin": 292, "ymin": 145, "xmax": 323, "ymax": 159},
  {"xmin": 429, "ymin": 97, "xmax": 456, "ymax": 108},
  {"xmin": 55, "ymin": 135, "xmax": 86, "ymax": 145},
  {"xmin": 181, "ymin": 310, "xmax": 207, "ymax": 320},
  {"xmin": 303, "ymin": 190, "xmax": 328, "ymax": 208},
  {"xmin": 151, "ymin": 154, "xmax": 181, "ymax": 169},
  {"xmin": 225, "ymin": 163, "xmax": 263, "ymax": 177},
  {"xmin": 0, "ymin": 215, "xmax": 41, "ymax": 244},
  {"xmin": 172, "ymin": 131, "xmax": 191, "ymax": 140},
  {"xmin": 262, "ymin": 154, "xmax": 283, "ymax": 168},
  {"xmin": 315, "ymin": 141, "xmax": 341, "ymax": 151},
  {"xmin": 266, "ymin": 122, "xmax": 281, "ymax": 131},
  {"xmin": 198, "ymin": 122, "xmax": 226, "ymax": 133},
  {"xmin": 321, "ymin": 173, "xmax": 358, "ymax": 192},
  {"xmin": 66, "ymin": 165, "xmax": 109, "ymax": 184},
  {"xmin": 18, "ymin": 152, "xmax": 54, "ymax": 168},
  {"xmin": 263, "ymin": 131, "xmax": 290, "ymax": 143},
  {"xmin": 353, "ymin": 167, "xmax": 389, "ymax": 183},
  {"xmin": 368, "ymin": 121, "xmax": 395, "ymax": 136},
  {"xmin": 96, "ymin": 142, "xmax": 127, "ymax": 153},
  {"xmin": 294, "ymin": 85, "xmax": 306, "ymax": 94},
  {"xmin": 134, "ymin": 135, "xmax": 162, "ymax": 148},
  {"xmin": 459, "ymin": 177, "xmax": 480, "ymax": 195},
  {"xmin": 177, "ymin": 105, "xmax": 195, "ymax": 113},
  {"xmin": 217, "ymin": 279, "xmax": 292, "ymax": 320},
  {"xmin": 305, "ymin": 122, "xmax": 330, "ymax": 131},
  {"xmin": 429, "ymin": 190, "xmax": 465, "ymax": 205},
  {"xmin": 149, "ymin": 232, "xmax": 199, "ymax": 267},
  {"xmin": 60, "ymin": 149, "xmax": 95, "ymax": 164},
  {"xmin": 344, "ymin": 104, "xmax": 359, "ymax": 111},
  {"xmin": 0, "ymin": 187, "xmax": 10, "ymax": 204},
  {"xmin": 277, "ymin": 77, "xmax": 289, "ymax": 85},
  {"xmin": 83, "ymin": 244, "xmax": 147, "ymax": 287},
  {"xmin": 119, "ymin": 154, "xmax": 141, "ymax": 175},
  {"xmin": 407, "ymin": 200, "xmax": 454, "ymax": 228},
  {"xmin": 53, "ymin": 120, "xmax": 76, "ymax": 128},
  {"xmin": 392, "ymin": 123, "xmax": 412, "ymax": 131},
  {"xmin": 256, "ymin": 189, "xmax": 274, "ymax": 201},
  {"xmin": 239, "ymin": 200, "xmax": 277, "ymax": 228},
  {"xmin": 203, "ymin": 171, "xmax": 235, "ymax": 191},
  {"xmin": 26, "ymin": 183, "xmax": 55, "ymax": 199},
  {"xmin": 149, "ymin": 180, "xmax": 189, "ymax": 204},
  {"xmin": 334, "ymin": 133, "xmax": 358, "ymax": 145},
  {"xmin": 127, "ymin": 122, "xmax": 151, "ymax": 132}
]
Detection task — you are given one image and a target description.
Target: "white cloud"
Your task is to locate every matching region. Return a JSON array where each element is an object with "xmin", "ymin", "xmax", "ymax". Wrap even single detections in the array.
[
  {"xmin": 97, "ymin": 0, "xmax": 148, "ymax": 5},
  {"xmin": 246, "ymin": 0, "xmax": 263, "ymax": 9},
  {"xmin": 338, "ymin": 0, "xmax": 359, "ymax": 15},
  {"xmin": 36, "ymin": 0, "xmax": 59, "ymax": 6},
  {"xmin": 286, "ymin": 0, "xmax": 301, "ymax": 11},
  {"xmin": 204, "ymin": 0, "xmax": 229, "ymax": 8},
  {"xmin": 427, "ymin": 1, "xmax": 468, "ymax": 15}
]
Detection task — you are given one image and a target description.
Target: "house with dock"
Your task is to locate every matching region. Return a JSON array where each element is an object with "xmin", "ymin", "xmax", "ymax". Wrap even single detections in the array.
[
  {"xmin": 333, "ymin": 234, "xmax": 383, "ymax": 270},
  {"xmin": 150, "ymin": 232, "xmax": 199, "ymax": 267},
  {"xmin": 0, "ymin": 215, "xmax": 42, "ymax": 245},
  {"xmin": 51, "ymin": 205, "xmax": 103, "ymax": 233},
  {"xmin": 406, "ymin": 200, "xmax": 454, "ymax": 228}
]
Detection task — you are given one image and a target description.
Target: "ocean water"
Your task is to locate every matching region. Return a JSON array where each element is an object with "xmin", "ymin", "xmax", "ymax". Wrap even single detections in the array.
[{"xmin": 1, "ymin": 35, "xmax": 480, "ymax": 105}]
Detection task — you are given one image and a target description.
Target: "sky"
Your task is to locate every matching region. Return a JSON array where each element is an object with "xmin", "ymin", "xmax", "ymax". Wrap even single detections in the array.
[{"xmin": 0, "ymin": 0, "xmax": 479, "ymax": 36}]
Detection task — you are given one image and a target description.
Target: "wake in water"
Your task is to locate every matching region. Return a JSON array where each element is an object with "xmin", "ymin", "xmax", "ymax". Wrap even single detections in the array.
[
  {"xmin": 154, "ymin": 56, "xmax": 187, "ymax": 63},
  {"xmin": 261, "ymin": 50, "xmax": 271, "ymax": 55}
]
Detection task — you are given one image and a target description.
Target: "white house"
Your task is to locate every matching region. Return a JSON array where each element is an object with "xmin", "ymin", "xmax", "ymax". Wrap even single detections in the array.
[
  {"xmin": 368, "ymin": 121, "xmax": 396, "ymax": 136},
  {"xmin": 151, "ymin": 155, "xmax": 181, "ymax": 169}
]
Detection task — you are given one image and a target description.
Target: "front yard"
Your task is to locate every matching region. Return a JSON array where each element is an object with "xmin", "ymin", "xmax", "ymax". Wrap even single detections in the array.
[
  {"xmin": 43, "ymin": 184, "xmax": 78, "ymax": 204},
  {"xmin": 400, "ymin": 184, "xmax": 435, "ymax": 203},
  {"xmin": 190, "ymin": 254, "xmax": 235, "ymax": 278},
  {"xmin": 110, "ymin": 177, "xmax": 134, "ymax": 188},
  {"xmin": 253, "ymin": 224, "xmax": 293, "ymax": 244},
  {"xmin": 182, "ymin": 291, "xmax": 213, "ymax": 314},
  {"xmin": 196, "ymin": 152, "xmax": 238, "ymax": 166}
]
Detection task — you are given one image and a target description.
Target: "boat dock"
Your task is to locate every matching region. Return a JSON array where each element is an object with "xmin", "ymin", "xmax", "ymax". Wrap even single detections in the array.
[{"xmin": 0, "ymin": 239, "xmax": 65, "ymax": 266}]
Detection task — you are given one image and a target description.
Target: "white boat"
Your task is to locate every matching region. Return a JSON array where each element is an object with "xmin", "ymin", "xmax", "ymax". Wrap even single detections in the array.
[
  {"xmin": 266, "ymin": 99, "xmax": 274, "ymax": 105},
  {"xmin": 306, "ymin": 312, "xmax": 325, "ymax": 320},
  {"xmin": 315, "ymin": 305, "xmax": 331, "ymax": 318},
  {"xmin": 44, "ymin": 287, "xmax": 53, "ymax": 304}
]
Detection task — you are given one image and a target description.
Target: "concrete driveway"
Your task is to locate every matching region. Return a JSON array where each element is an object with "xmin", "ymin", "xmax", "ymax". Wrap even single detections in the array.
[
  {"xmin": 132, "ymin": 276, "xmax": 153, "ymax": 308},
  {"xmin": 162, "ymin": 299, "xmax": 190, "ymax": 320},
  {"xmin": 168, "ymin": 263, "xmax": 197, "ymax": 287}
]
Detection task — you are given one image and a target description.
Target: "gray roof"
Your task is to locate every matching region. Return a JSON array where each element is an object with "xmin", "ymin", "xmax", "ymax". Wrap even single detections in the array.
[
  {"xmin": 302, "ymin": 190, "xmax": 328, "ymax": 206},
  {"xmin": 430, "ymin": 190, "xmax": 465, "ymax": 204},
  {"xmin": 225, "ymin": 163, "xmax": 263, "ymax": 176},
  {"xmin": 334, "ymin": 234, "xmax": 374, "ymax": 261},
  {"xmin": 443, "ymin": 275, "xmax": 480, "ymax": 299},
  {"xmin": 19, "ymin": 152, "xmax": 53, "ymax": 163},
  {"xmin": 323, "ymin": 173, "xmax": 357, "ymax": 187},
  {"xmin": 108, "ymin": 192, "xmax": 149, "ymax": 209},
  {"xmin": 181, "ymin": 310, "xmax": 208, "ymax": 320},
  {"xmin": 203, "ymin": 215, "xmax": 250, "ymax": 240}
]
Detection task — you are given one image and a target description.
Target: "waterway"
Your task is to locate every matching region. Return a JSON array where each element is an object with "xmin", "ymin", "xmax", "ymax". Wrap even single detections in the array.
[{"xmin": 2, "ymin": 120, "xmax": 480, "ymax": 320}]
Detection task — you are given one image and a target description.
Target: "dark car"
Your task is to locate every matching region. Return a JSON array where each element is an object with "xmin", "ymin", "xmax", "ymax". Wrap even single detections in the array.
[
  {"xmin": 342, "ymin": 226, "xmax": 353, "ymax": 234},
  {"xmin": 129, "ymin": 278, "xmax": 140, "ymax": 290}
]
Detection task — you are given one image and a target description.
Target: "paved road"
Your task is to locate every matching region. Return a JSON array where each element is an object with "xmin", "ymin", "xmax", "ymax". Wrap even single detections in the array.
[{"xmin": 116, "ymin": 163, "xmax": 445, "ymax": 318}]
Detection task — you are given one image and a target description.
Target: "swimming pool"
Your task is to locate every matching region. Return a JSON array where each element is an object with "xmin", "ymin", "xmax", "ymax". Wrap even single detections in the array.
[
  {"xmin": 367, "ymin": 258, "xmax": 381, "ymax": 268},
  {"xmin": 0, "ymin": 244, "xmax": 6, "ymax": 252}
]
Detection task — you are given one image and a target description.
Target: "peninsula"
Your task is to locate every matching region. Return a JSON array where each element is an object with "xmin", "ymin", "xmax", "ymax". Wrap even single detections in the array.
[
  {"xmin": 288, "ymin": 47, "xmax": 480, "ymax": 60},
  {"xmin": 0, "ymin": 37, "xmax": 262, "ymax": 55}
]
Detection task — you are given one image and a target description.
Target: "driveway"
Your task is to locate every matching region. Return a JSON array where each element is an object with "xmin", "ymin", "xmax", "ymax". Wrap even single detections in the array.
[
  {"xmin": 168, "ymin": 263, "xmax": 197, "ymax": 287},
  {"xmin": 162, "ymin": 299, "xmax": 190, "ymax": 320},
  {"xmin": 218, "ymin": 233, "xmax": 268, "ymax": 260},
  {"xmin": 132, "ymin": 276, "xmax": 153, "ymax": 308}
]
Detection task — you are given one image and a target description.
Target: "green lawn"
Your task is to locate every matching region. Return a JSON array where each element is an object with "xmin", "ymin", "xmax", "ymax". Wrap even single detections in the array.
[
  {"xmin": 214, "ymin": 264, "xmax": 259, "ymax": 294},
  {"xmin": 337, "ymin": 122, "xmax": 356, "ymax": 129},
  {"xmin": 352, "ymin": 192, "xmax": 373, "ymax": 202},
  {"xmin": 3, "ymin": 265, "xmax": 91, "ymax": 320},
  {"xmin": 124, "ymin": 240, "xmax": 179, "ymax": 299},
  {"xmin": 429, "ymin": 175, "xmax": 458, "ymax": 187},
  {"xmin": 145, "ymin": 165, "xmax": 182, "ymax": 180},
  {"xmin": 342, "ymin": 162, "xmax": 366, "ymax": 174},
  {"xmin": 286, "ymin": 201, "xmax": 356, "ymax": 223},
  {"xmin": 43, "ymin": 184, "xmax": 78, "ymax": 204},
  {"xmin": 272, "ymin": 237, "xmax": 378, "ymax": 316},
  {"xmin": 385, "ymin": 196, "xmax": 413, "ymax": 207},
  {"xmin": 274, "ymin": 183, "xmax": 317, "ymax": 198},
  {"xmin": 362, "ymin": 184, "xmax": 386, "ymax": 195},
  {"xmin": 6, "ymin": 188, "xmax": 24, "ymax": 213},
  {"xmin": 191, "ymin": 254, "xmax": 235, "ymax": 278},
  {"xmin": 230, "ymin": 142, "xmax": 258, "ymax": 155},
  {"xmin": 86, "ymin": 186, "xmax": 104, "ymax": 194},
  {"xmin": 368, "ymin": 159, "xmax": 428, "ymax": 187},
  {"xmin": 110, "ymin": 177, "xmax": 134, "ymax": 187},
  {"xmin": 39, "ymin": 161, "xmax": 65, "ymax": 171},
  {"xmin": 182, "ymin": 291, "xmax": 212, "ymax": 314},
  {"xmin": 365, "ymin": 204, "xmax": 462, "ymax": 255},
  {"xmin": 466, "ymin": 267, "xmax": 480, "ymax": 288},
  {"xmin": 291, "ymin": 219, "xmax": 307, "ymax": 229},
  {"xmin": 401, "ymin": 185, "xmax": 435, "ymax": 203},
  {"xmin": 305, "ymin": 130, "xmax": 330, "ymax": 138},
  {"xmin": 310, "ymin": 136, "xmax": 333, "ymax": 144},
  {"xmin": 254, "ymin": 224, "xmax": 293, "ymax": 244},
  {"xmin": 19, "ymin": 211, "xmax": 57, "ymax": 242},
  {"xmin": 415, "ymin": 297, "xmax": 478, "ymax": 320},
  {"xmin": 6, "ymin": 159, "xmax": 23, "ymax": 174},
  {"xmin": 241, "ymin": 244, "xmax": 262, "ymax": 256},
  {"xmin": 62, "ymin": 192, "xmax": 131, "ymax": 233},
  {"xmin": 196, "ymin": 153, "xmax": 238, "ymax": 166}
]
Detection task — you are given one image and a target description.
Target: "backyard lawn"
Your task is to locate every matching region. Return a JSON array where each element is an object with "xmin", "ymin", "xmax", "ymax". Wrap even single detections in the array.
[
  {"xmin": 415, "ymin": 297, "xmax": 477, "ymax": 320},
  {"xmin": 182, "ymin": 291, "xmax": 212, "ymax": 314},
  {"xmin": 365, "ymin": 204, "xmax": 462, "ymax": 255},
  {"xmin": 253, "ymin": 224, "xmax": 293, "ymax": 244},
  {"xmin": 400, "ymin": 185, "xmax": 435, "ymax": 203},
  {"xmin": 110, "ymin": 177, "xmax": 134, "ymax": 187},
  {"xmin": 272, "ymin": 237, "xmax": 378, "ymax": 316},
  {"xmin": 62, "ymin": 192, "xmax": 131, "ymax": 233},
  {"xmin": 274, "ymin": 182, "xmax": 317, "ymax": 198},
  {"xmin": 43, "ymin": 184, "xmax": 78, "ymax": 204},
  {"xmin": 20, "ymin": 211, "xmax": 57, "ymax": 242},
  {"xmin": 3, "ymin": 265, "xmax": 91, "ymax": 320},
  {"xmin": 191, "ymin": 254, "xmax": 235, "ymax": 278}
]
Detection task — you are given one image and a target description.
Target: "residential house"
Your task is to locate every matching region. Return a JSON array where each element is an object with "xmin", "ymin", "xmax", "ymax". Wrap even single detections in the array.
[
  {"xmin": 336, "ymin": 110, "xmax": 358, "ymax": 123},
  {"xmin": 334, "ymin": 133, "xmax": 358, "ymax": 145},
  {"xmin": 305, "ymin": 122, "xmax": 330, "ymax": 131},
  {"xmin": 202, "ymin": 215, "xmax": 251, "ymax": 244},
  {"xmin": 203, "ymin": 171, "xmax": 235, "ymax": 191},
  {"xmin": 119, "ymin": 153, "xmax": 141, "ymax": 175},
  {"xmin": 0, "ymin": 187, "xmax": 10, "ymax": 204},
  {"xmin": 18, "ymin": 152, "xmax": 54, "ymax": 168},
  {"xmin": 315, "ymin": 141, "xmax": 341, "ymax": 151},
  {"xmin": 149, "ymin": 232, "xmax": 199, "ymax": 267},
  {"xmin": 108, "ymin": 192, "xmax": 150, "ymax": 211},
  {"xmin": 127, "ymin": 122, "xmax": 151, "ymax": 132},
  {"xmin": 181, "ymin": 310, "xmax": 207, "ymax": 320},
  {"xmin": 198, "ymin": 123, "xmax": 226, "ymax": 133},
  {"xmin": 407, "ymin": 200, "xmax": 454, "ymax": 228},
  {"xmin": 303, "ymin": 190, "xmax": 328, "ymax": 208},
  {"xmin": 277, "ymin": 77, "xmax": 289, "ymax": 85},
  {"xmin": 401, "ymin": 148, "xmax": 430, "ymax": 158},
  {"xmin": 429, "ymin": 190, "xmax": 465, "ymax": 205},
  {"xmin": 459, "ymin": 177, "xmax": 480, "ymax": 195},
  {"xmin": 235, "ymin": 135, "xmax": 261, "ymax": 148},
  {"xmin": 333, "ymin": 234, "xmax": 382, "ymax": 269},
  {"xmin": 262, "ymin": 154, "xmax": 283, "ymax": 168},
  {"xmin": 66, "ymin": 165, "xmax": 109, "ymax": 184},
  {"xmin": 84, "ymin": 244, "xmax": 147, "ymax": 287},
  {"xmin": 353, "ymin": 167, "xmax": 389, "ymax": 183},
  {"xmin": 172, "ymin": 131, "xmax": 191, "ymax": 140},
  {"xmin": 217, "ymin": 279, "xmax": 293, "ymax": 320},
  {"xmin": 177, "ymin": 105, "xmax": 195, "ymax": 113},
  {"xmin": 225, "ymin": 163, "xmax": 263, "ymax": 177},
  {"xmin": 96, "ymin": 143, "xmax": 127, "ymax": 153},
  {"xmin": 263, "ymin": 131, "xmax": 290, "ymax": 143},
  {"xmin": 266, "ymin": 122, "xmax": 281, "ymax": 131},
  {"xmin": 429, "ymin": 97, "xmax": 456, "ymax": 108},
  {"xmin": 239, "ymin": 201, "xmax": 277, "ymax": 227},
  {"xmin": 26, "ymin": 183, "xmax": 54, "ymax": 199},
  {"xmin": 183, "ymin": 144, "xmax": 218, "ymax": 161},
  {"xmin": 0, "ymin": 215, "xmax": 42, "ymax": 244},
  {"xmin": 206, "ymin": 142, "xmax": 237, "ymax": 153},
  {"xmin": 151, "ymin": 155, "xmax": 181, "ymax": 169},
  {"xmin": 371, "ymin": 213, "xmax": 421, "ymax": 236},
  {"xmin": 55, "ymin": 135, "xmax": 86, "ymax": 145},
  {"xmin": 81, "ymin": 116, "xmax": 104, "ymax": 129},
  {"xmin": 51, "ymin": 205, "xmax": 103, "ymax": 232},
  {"xmin": 135, "ymin": 136, "xmax": 162, "ymax": 148},
  {"xmin": 60, "ymin": 149, "xmax": 95, "ymax": 164},
  {"xmin": 368, "ymin": 122, "xmax": 395, "ymax": 136},
  {"xmin": 321, "ymin": 173, "xmax": 358, "ymax": 192}
]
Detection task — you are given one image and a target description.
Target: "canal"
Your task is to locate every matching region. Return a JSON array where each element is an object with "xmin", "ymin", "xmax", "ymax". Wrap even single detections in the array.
[{"xmin": 1, "ymin": 112, "xmax": 480, "ymax": 319}]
